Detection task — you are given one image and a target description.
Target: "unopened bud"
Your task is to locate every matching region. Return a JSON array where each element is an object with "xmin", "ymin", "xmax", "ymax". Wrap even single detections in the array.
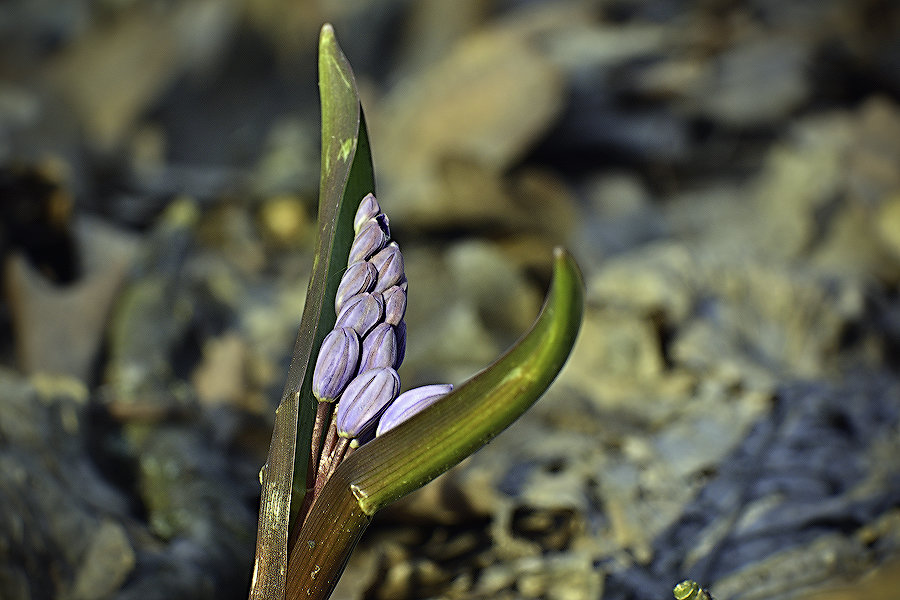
[
  {"xmin": 336, "ymin": 261, "xmax": 377, "ymax": 313},
  {"xmin": 353, "ymin": 193, "xmax": 381, "ymax": 233},
  {"xmin": 335, "ymin": 367, "xmax": 401, "ymax": 439},
  {"xmin": 348, "ymin": 220, "xmax": 388, "ymax": 264},
  {"xmin": 359, "ymin": 323, "xmax": 398, "ymax": 373},
  {"xmin": 335, "ymin": 292, "xmax": 383, "ymax": 337},
  {"xmin": 376, "ymin": 384, "xmax": 453, "ymax": 436},
  {"xmin": 370, "ymin": 243, "xmax": 404, "ymax": 293},
  {"xmin": 312, "ymin": 328, "xmax": 360, "ymax": 401},
  {"xmin": 382, "ymin": 285, "xmax": 407, "ymax": 325}
]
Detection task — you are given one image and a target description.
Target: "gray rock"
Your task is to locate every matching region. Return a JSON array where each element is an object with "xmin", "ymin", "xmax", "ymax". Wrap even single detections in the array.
[
  {"xmin": 70, "ymin": 520, "xmax": 135, "ymax": 600},
  {"xmin": 5, "ymin": 217, "xmax": 139, "ymax": 381},
  {"xmin": 688, "ymin": 37, "xmax": 812, "ymax": 127},
  {"xmin": 0, "ymin": 372, "xmax": 134, "ymax": 600}
]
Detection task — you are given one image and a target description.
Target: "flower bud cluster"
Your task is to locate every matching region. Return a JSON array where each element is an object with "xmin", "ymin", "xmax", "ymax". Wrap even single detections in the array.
[
  {"xmin": 312, "ymin": 194, "xmax": 452, "ymax": 445},
  {"xmin": 311, "ymin": 194, "xmax": 406, "ymax": 441}
]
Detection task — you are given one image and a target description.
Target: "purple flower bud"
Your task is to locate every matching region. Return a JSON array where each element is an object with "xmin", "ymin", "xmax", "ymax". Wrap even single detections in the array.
[
  {"xmin": 370, "ymin": 242, "xmax": 405, "ymax": 293},
  {"xmin": 394, "ymin": 319, "xmax": 406, "ymax": 368},
  {"xmin": 358, "ymin": 323, "xmax": 398, "ymax": 373},
  {"xmin": 335, "ymin": 367, "xmax": 400, "ymax": 439},
  {"xmin": 382, "ymin": 285, "xmax": 407, "ymax": 326},
  {"xmin": 354, "ymin": 193, "xmax": 381, "ymax": 233},
  {"xmin": 376, "ymin": 384, "xmax": 453, "ymax": 437},
  {"xmin": 335, "ymin": 292, "xmax": 383, "ymax": 337},
  {"xmin": 312, "ymin": 328, "xmax": 360, "ymax": 401},
  {"xmin": 335, "ymin": 261, "xmax": 377, "ymax": 313},
  {"xmin": 348, "ymin": 220, "xmax": 388, "ymax": 265}
]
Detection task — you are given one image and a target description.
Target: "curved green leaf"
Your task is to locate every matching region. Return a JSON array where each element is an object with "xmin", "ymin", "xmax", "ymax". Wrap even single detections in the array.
[
  {"xmin": 249, "ymin": 23, "xmax": 374, "ymax": 600},
  {"xmin": 350, "ymin": 248, "xmax": 583, "ymax": 513},
  {"xmin": 285, "ymin": 248, "xmax": 584, "ymax": 600}
]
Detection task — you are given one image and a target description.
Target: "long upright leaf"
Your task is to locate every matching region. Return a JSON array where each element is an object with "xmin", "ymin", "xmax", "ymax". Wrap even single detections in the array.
[
  {"xmin": 249, "ymin": 23, "xmax": 374, "ymax": 600},
  {"xmin": 285, "ymin": 248, "xmax": 584, "ymax": 600}
]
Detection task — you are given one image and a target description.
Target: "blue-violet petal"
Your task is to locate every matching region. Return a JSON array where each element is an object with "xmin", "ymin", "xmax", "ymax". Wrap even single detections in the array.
[
  {"xmin": 348, "ymin": 220, "xmax": 388, "ymax": 265},
  {"xmin": 353, "ymin": 193, "xmax": 381, "ymax": 233},
  {"xmin": 358, "ymin": 322, "xmax": 398, "ymax": 373},
  {"xmin": 335, "ymin": 261, "xmax": 377, "ymax": 313},
  {"xmin": 381, "ymin": 285, "xmax": 407, "ymax": 326},
  {"xmin": 312, "ymin": 327, "xmax": 360, "ymax": 401},
  {"xmin": 335, "ymin": 367, "xmax": 401, "ymax": 439},
  {"xmin": 376, "ymin": 384, "xmax": 453, "ymax": 436},
  {"xmin": 335, "ymin": 292, "xmax": 384, "ymax": 337},
  {"xmin": 370, "ymin": 243, "xmax": 404, "ymax": 293}
]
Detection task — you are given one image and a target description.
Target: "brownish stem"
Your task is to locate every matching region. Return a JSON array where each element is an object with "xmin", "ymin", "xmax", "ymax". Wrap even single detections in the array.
[
  {"xmin": 289, "ymin": 402, "xmax": 335, "ymax": 551},
  {"xmin": 315, "ymin": 435, "xmax": 350, "ymax": 498},
  {"xmin": 325, "ymin": 438, "xmax": 351, "ymax": 482},
  {"xmin": 336, "ymin": 444, "xmax": 355, "ymax": 474},
  {"xmin": 309, "ymin": 401, "xmax": 332, "ymax": 475},
  {"xmin": 318, "ymin": 417, "xmax": 339, "ymax": 476}
]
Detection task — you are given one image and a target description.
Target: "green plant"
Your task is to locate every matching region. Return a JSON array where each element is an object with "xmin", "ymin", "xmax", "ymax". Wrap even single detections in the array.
[
  {"xmin": 248, "ymin": 24, "xmax": 584, "ymax": 600},
  {"xmin": 673, "ymin": 580, "xmax": 714, "ymax": 600}
]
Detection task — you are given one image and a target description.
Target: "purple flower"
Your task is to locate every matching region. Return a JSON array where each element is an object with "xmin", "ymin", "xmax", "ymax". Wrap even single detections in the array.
[
  {"xmin": 381, "ymin": 285, "xmax": 407, "ymax": 326},
  {"xmin": 348, "ymin": 220, "xmax": 388, "ymax": 264},
  {"xmin": 353, "ymin": 193, "xmax": 381, "ymax": 233},
  {"xmin": 359, "ymin": 213, "xmax": 391, "ymax": 239},
  {"xmin": 335, "ymin": 367, "xmax": 401, "ymax": 440},
  {"xmin": 358, "ymin": 322, "xmax": 398, "ymax": 373},
  {"xmin": 370, "ymin": 243, "xmax": 404, "ymax": 293},
  {"xmin": 376, "ymin": 384, "xmax": 453, "ymax": 436},
  {"xmin": 312, "ymin": 328, "xmax": 360, "ymax": 401},
  {"xmin": 335, "ymin": 261, "xmax": 378, "ymax": 313},
  {"xmin": 335, "ymin": 292, "xmax": 384, "ymax": 337}
]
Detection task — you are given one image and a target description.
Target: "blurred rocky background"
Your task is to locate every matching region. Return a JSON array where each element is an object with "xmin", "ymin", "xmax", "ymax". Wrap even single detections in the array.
[{"xmin": 2, "ymin": 0, "xmax": 900, "ymax": 599}]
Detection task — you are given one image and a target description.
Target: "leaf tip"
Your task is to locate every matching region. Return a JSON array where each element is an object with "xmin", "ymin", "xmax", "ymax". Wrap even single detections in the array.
[
  {"xmin": 320, "ymin": 23, "xmax": 337, "ymax": 52},
  {"xmin": 552, "ymin": 247, "xmax": 583, "ymax": 286}
]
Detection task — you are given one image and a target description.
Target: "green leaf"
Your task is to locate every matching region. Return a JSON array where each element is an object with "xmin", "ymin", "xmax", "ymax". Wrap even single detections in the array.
[
  {"xmin": 351, "ymin": 247, "xmax": 583, "ymax": 512},
  {"xmin": 248, "ymin": 23, "xmax": 374, "ymax": 600},
  {"xmin": 285, "ymin": 248, "xmax": 584, "ymax": 600}
]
